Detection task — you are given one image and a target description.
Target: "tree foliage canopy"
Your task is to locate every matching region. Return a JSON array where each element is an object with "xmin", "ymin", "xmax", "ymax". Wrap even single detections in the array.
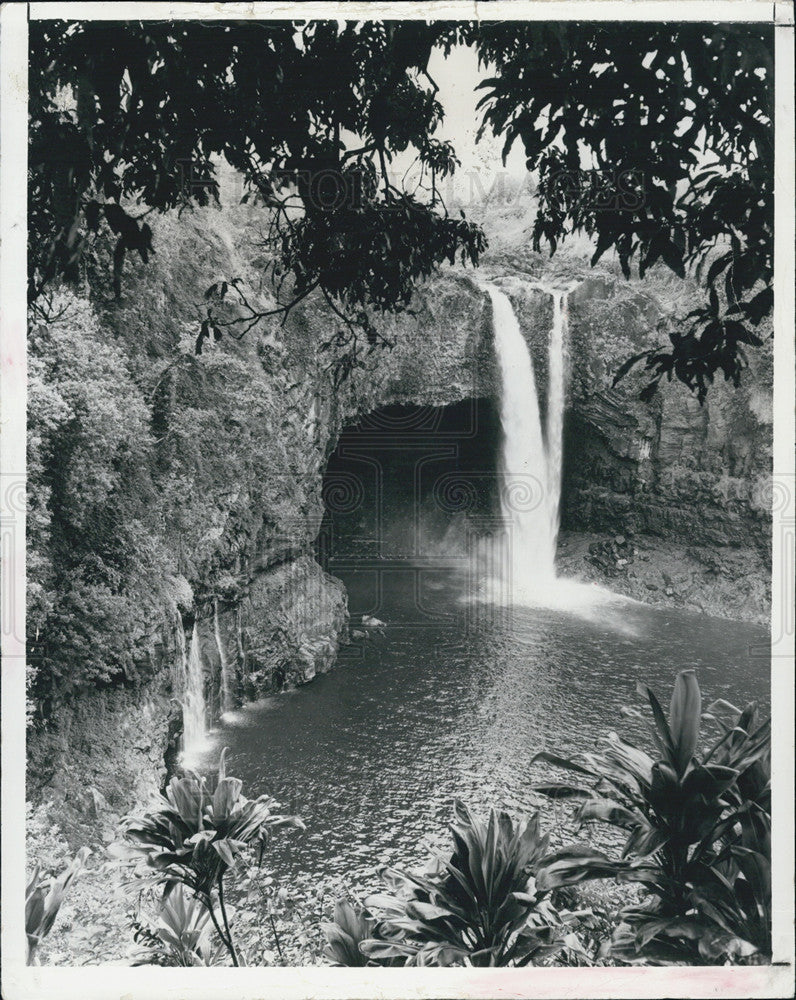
[
  {"xmin": 30, "ymin": 18, "xmax": 774, "ymax": 399},
  {"xmin": 471, "ymin": 22, "xmax": 774, "ymax": 401}
]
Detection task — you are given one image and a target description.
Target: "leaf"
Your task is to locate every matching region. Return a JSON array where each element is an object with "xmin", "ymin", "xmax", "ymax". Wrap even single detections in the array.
[
  {"xmin": 536, "ymin": 846, "xmax": 627, "ymax": 890},
  {"xmin": 530, "ymin": 751, "xmax": 595, "ymax": 778},
  {"xmin": 530, "ymin": 782, "xmax": 595, "ymax": 801},
  {"xmin": 168, "ymin": 777, "xmax": 206, "ymax": 828},
  {"xmin": 638, "ymin": 378, "xmax": 661, "ymax": 403},
  {"xmin": 195, "ymin": 321, "xmax": 209, "ymax": 355},
  {"xmin": 218, "ymin": 747, "xmax": 229, "ymax": 783},
  {"xmin": 84, "ymin": 201, "xmax": 102, "ymax": 232},
  {"xmin": 649, "ymin": 761, "xmax": 680, "ymax": 800},
  {"xmin": 212, "ymin": 777, "xmax": 242, "ymax": 823},
  {"xmin": 577, "ymin": 798, "xmax": 639, "ymax": 830},
  {"xmin": 211, "ymin": 838, "xmax": 236, "ymax": 868},
  {"xmin": 323, "ymin": 923, "xmax": 366, "ymax": 966},
  {"xmin": 668, "ymin": 670, "xmax": 702, "ymax": 775},
  {"xmin": 660, "ymin": 240, "xmax": 685, "ymax": 278},
  {"xmin": 405, "ymin": 899, "xmax": 454, "ymax": 923},
  {"xmin": 731, "ymin": 846, "xmax": 771, "ymax": 904},
  {"xmin": 637, "ymin": 682, "xmax": 676, "ymax": 766},
  {"xmin": 590, "ymin": 229, "xmax": 615, "ymax": 267},
  {"xmin": 623, "ymin": 824, "xmax": 669, "ymax": 861},
  {"xmin": 742, "ymin": 286, "xmax": 773, "ymax": 324},
  {"xmin": 103, "ymin": 203, "xmax": 128, "ymax": 235},
  {"xmin": 706, "ymin": 252, "xmax": 732, "ymax": 286},
  {"xmin": 681, "ymin": 763, "xmax": 738, "ymax": 801}
]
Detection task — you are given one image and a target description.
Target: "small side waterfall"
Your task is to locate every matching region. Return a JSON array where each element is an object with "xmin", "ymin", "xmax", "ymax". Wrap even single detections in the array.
[
  {"xmin": 214, "ymin": 600, "xmax": 232, "ymax": 716},
  {"xmin": 486, "ymin": 284, "xmax": 565, "ymax": 590},
  {"xmin": 174, "ymin": 609, "xmax": 188, "ymax": 703},
  {"xmin": 183, "ymin": 621, "xmax": 208, "ymax": 758}
]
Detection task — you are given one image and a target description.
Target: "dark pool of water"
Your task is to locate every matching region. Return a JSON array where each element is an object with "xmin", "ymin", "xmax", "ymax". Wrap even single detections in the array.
[{"xmin": 194, "ymin": 567, "xmax": 770, "ymax": 890}]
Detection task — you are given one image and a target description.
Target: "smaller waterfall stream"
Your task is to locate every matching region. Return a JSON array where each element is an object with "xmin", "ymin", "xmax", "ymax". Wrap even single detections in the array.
[
  {"xmin": 545, "ymin": 291, "xmax": 566, "ymax": 550},
  {"xmin": 214, "ymin": 600, "xmax": 233, "ymax": 717},
  {"xmin": 183, "ymin": 621, "xmax": 208, "ymax": 759},
  {"xmin": 174, "ymin": 609, "xmax": 188, "ymax": 705}
]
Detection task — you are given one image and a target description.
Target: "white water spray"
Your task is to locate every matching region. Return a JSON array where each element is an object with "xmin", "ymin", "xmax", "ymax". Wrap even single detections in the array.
[{"xmin": 183, "ymin": 621, "xmax": 208, "ymax": 758}]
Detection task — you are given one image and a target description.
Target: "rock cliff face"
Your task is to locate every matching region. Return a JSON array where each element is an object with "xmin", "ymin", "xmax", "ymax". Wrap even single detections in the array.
[
  {"xmin": 563, "ymin": 277, "xmax": 772, "ymax": 555},
  {"xmin": 27, "ymin": 204, "xmax": 496, "ymax": 817},
  {"xmin": 27, "ymin": 201, "xmax": 772, "ymax": 824}
]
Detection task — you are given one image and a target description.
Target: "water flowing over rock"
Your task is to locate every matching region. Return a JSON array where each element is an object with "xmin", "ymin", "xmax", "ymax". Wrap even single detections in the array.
[
  {"xmin": 182, "ymin": 622, "xmax": 207, "ymax": 759},
  {"xmin": 26, "ymin": 202, "xmax": 772, "ymax": 825},
  {"xmin": 214, "ymin": 600, "xmax": 233, "ymax": 716},
  {"xmin": 485, "ymin": 282, "xmax": 615, "ymax": 616},
  {"xmin": 545, "ymin": 290, "xmax": 566, "ymax": 549},
  {"xmin": 489, "ymin": 284, "xmax": 558, "ymax": 583}
]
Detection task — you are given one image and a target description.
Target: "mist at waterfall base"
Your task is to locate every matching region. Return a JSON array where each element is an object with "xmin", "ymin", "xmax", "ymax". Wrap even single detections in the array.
[{"xmin": 189, "ymin": 282, "xmax": 771, "ymax": 895}]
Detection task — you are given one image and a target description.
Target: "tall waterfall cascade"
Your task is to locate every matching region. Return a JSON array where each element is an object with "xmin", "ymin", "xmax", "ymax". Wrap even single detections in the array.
[
  {"xmin": 484, "ymin": 282, "xmax": 618, "ymax": 611},
  {"xmin": 182, "ymin": 621, "xmax": 208, "ymax": 759},
  {"xmin": 487, "ymin": 284, "xmax": 565, "ymax": 584}
]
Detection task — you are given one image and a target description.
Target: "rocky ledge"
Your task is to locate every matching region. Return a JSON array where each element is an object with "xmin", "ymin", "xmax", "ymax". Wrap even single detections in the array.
[{"xmin": 557, "ymin": 530, "xmax": 770, "ymax": 625}]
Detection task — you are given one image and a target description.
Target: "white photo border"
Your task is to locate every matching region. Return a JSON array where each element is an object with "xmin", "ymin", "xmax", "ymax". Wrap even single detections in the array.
[{"xmin": 2, "ymin": 2, "xmax": 793, "ymax": 997}]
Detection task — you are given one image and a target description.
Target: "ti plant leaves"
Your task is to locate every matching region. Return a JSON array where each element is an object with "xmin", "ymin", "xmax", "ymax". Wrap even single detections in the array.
[
  {"xmin": 112, "ymin": 748, "xmax": 304, "ymax": 966},
  {"xmin": 531, "ymin": 671, "xmax": 771, "ymax": 965}
]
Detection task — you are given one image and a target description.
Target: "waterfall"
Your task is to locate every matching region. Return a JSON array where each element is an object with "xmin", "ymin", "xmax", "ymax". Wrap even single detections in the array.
[
  {"xmin": 214, "ymin": 600, "xmax": 232, "ymax": 716},
  {"xmin": 487, "ymin": 284, "xmax": 567, "ymax": 593},
  {"xmin": 545, "ymin": 291, "xmax": 567, "ymax": 552},
  {"xmin": 481, "ymin": 280, "xmax": 629, "ymax": 618},
  {"xmin": 182, "ymin": 621, "xmax": 208, "ymax": 758},
  {"xmin": 174, "ymin": 610, "xmax": 188, "ymax": 703}
]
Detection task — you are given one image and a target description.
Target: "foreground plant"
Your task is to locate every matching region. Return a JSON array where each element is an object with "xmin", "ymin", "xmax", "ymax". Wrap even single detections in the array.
[
  {"xmin": 325, "ymin": 801, "xmax": 586, "ymax": 967},
  {"xmin": 26, "ymin": 846, "xmax": 91, "ymax": 964},
  {"xmin": 130, "ymin": 883, "xmax": 227, "ymax": 966},
  {"xmin": 532, "ymin": 670, "xmax": 771, "ymax": 964},
  {"xmin": 112, "ymin": 749, "xmax": 304, "ymax": 966},
  {"xmin": 323, "ymin": 898, "xmax": 380, "ymax": 967}
]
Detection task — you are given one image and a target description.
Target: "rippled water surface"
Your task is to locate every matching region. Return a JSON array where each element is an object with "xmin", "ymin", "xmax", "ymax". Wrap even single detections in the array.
[{"xmin": 194, "ymin": 567, "xmax": 770, "ymax": 886}]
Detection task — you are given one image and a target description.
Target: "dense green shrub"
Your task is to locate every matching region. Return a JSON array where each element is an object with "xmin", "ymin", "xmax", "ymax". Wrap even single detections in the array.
[
  {"xmin": 532, "ymin": 670, "xmax": 771, "ymax": 964},
  {"xmin": 25, "ymin": 210, "xmax": 326, "ymax": 726},
  {"xmin": 27, "ymin": 294, "xmax": 169, "ymax": 710},
  {"xmin": 325, "ymin": 801, "xmax": 587, "ymax": 967},
  {"xmin": 112, "ymin": 750, "xmax": 304, "ymax": 966},
  {"xmin": 26, "ymin": 846, "xmax": 90, "ymax": 964}
]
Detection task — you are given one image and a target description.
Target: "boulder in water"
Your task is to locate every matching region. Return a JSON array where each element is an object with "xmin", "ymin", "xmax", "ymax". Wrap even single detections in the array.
[{"xmin": 361, "ymin": 615, "xmax": 386, "ymax": 628}]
